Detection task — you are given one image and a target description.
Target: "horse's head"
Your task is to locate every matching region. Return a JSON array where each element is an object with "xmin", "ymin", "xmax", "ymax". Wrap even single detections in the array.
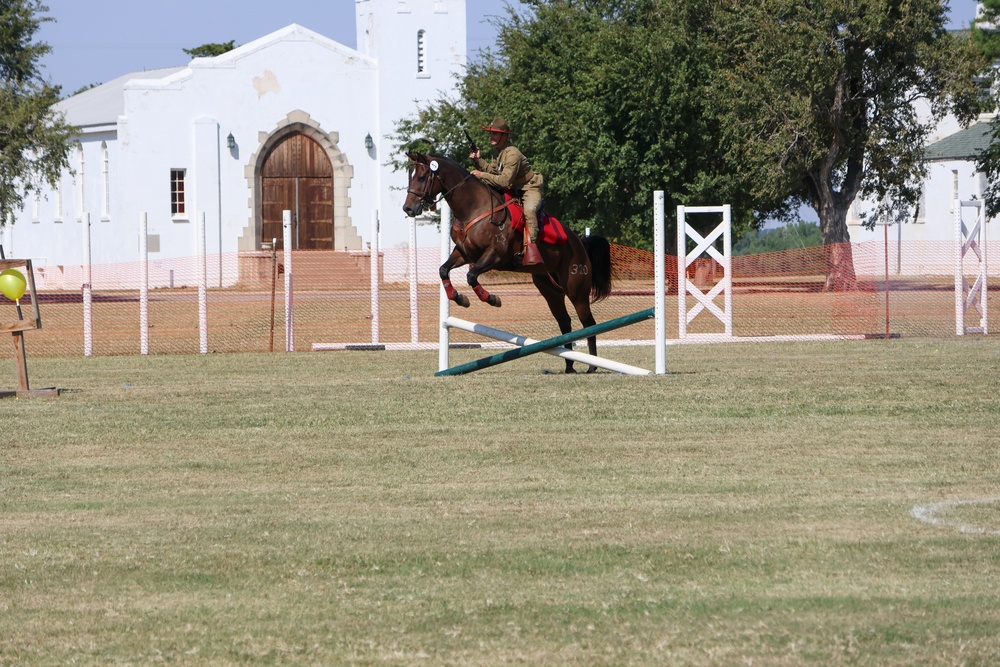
[{"xmin": 402, "ymin": 152, "xmax": 443, "ymax": 218}]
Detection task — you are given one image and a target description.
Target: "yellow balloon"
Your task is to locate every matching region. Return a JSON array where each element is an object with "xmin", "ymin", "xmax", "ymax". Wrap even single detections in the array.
[{"xmin": 0, "ymin": 268, "xmax": 27, "ymax": 302}]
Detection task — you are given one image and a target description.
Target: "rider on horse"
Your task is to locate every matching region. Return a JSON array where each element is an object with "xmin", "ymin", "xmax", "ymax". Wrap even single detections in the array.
[{"xmin": 469, "ymin": 117, "xmax": 545, "ymax": 266}]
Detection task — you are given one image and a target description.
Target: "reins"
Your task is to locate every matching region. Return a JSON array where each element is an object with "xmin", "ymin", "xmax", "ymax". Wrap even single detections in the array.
[{"xmin": 409, "ymin": 159, "xmax": 513, "ymax": 242}]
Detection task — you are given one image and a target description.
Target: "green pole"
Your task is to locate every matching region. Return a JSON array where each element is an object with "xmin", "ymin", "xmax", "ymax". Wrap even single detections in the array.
[{"xmin": 436, "ymin": 308, "xmax": 655, "ymax": 376}]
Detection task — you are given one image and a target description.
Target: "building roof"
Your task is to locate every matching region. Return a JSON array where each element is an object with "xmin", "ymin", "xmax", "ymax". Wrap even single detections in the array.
[
  {"xmin": 54, "ymin": 67, "xmax": 186, "ymax": 129},
  {"xmin": 924, "ymin": 120, "xmax": 993, "ymax": 162},
  {"xmin": 53, "ymin": 24, "xmax": 367, "ymax": 131}
]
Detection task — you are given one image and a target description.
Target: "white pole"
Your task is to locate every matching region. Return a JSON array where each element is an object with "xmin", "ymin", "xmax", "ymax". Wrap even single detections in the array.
[
  {"xmin": 139, "ymin": 213, "xmax": 149, "ymax": 355},
  {"xmin": 677, "ymin": 205, "xmax": 687, "ymax": 339},
  {"xmin": 82, "ymin": 211, "xmax": 93, "ymax": 357},
  {"xmin": 283, "ymin": 209, "xmax": 294, "ymax": 351},
  {"xmin": 438, "ymin": 202, "xmax": 452, "ymax": 372},
  {"xmin": 370, "ymin": 209, "xmax": 380, "ymax": 345},
  {"xmin": 198, "ymin": 212, "xmax": 209, "ymax": 354},
  {"xmin": 409, "ymin": 215, "xmax": 419, "ymax": 343},
  {"xmin": 982, "ymin": 204, "xmax": 988, "ymax": 335},
  {"xmin": 954, "ymin": 196, "xmax": 963, "ymax": 336},
  {"xmin": 653, "ymin": 191, "xmax": 666, "ymax": 375},
  {"xmin": 723, "ymin": 204, "xmax": 733, "ymax": 336}
]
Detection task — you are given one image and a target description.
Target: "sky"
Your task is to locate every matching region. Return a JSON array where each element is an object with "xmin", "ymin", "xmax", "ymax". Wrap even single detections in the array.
[
  {"xmin": 38, "ymin": 1, "xmax": 982, "ymax": 97},
  {"xmin": 37, "ymin": 0, "xmax": 505, "ymax": 96}
]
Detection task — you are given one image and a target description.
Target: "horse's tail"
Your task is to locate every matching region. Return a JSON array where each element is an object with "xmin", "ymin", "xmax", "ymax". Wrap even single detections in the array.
[{"xmin": 582, "ymin": 235, "xmax": 613, "ymax": 303}]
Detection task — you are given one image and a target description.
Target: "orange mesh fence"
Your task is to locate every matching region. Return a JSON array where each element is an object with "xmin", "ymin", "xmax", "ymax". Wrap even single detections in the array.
[{"xmin": 2, "ymin": 239, "xmax": 995, "ymax": 359}]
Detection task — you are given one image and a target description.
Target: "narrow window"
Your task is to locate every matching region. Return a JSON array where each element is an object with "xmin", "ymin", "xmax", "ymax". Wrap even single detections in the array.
[
  {"xmin": 417, "ymin": 29, "xmax": 426, "ymax": 74},
  {"xmin": 54, "ymin": 175, "xmax": 63, "ymax": 222},
  {"xmin": 951, "ymin": 169, "xmax": 959, "ymax": 205},
  {"xmin": 32, "ymin": 191, "xmax": 40, "ymax": 223},
  {"xmin": 101, "ymin": 142, "xmax": 110, "ymax": 219},
  {"xmin": 171, "ymin": 169, "xmax": 186, "ymax": 217},
  {"xmin": 916, "ymin": 185, "xmax": 926, "ymax": 224}
]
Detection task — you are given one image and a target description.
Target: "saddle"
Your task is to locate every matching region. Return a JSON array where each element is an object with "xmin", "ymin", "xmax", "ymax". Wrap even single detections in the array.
[{"xmin": 503, "ymin": 193, "xmax": 569, "ymax": 245}]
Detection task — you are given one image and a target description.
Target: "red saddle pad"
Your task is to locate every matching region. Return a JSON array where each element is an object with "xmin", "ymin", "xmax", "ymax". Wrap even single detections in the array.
[{"xmin": 504, "ymin": 193, "xmax": 569, "ymax": 245}]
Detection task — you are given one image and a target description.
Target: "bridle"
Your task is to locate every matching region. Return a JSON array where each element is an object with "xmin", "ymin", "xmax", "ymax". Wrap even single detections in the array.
[
  {"xmin": 406, "ymin": 162, "xmax": 443, "ymax": 211},
  {"xmin": 407, "ymin": 157, "xmax": 512, "ymax": 234}
]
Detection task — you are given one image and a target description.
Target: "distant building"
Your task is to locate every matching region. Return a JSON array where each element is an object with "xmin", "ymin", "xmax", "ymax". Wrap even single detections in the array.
[
  {"xmin": 849, "ymin": 4, "xmax": 994, "ymax": 258},
  {"xmin": 2, "ymin": 1, "xmax": 466, "ymax": 286}
]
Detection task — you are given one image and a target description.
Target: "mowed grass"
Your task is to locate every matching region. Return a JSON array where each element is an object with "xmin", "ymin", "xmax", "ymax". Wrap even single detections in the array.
[{"xmin": 2, "ymin": 338, "xmax": 1000, "ymax": 665}]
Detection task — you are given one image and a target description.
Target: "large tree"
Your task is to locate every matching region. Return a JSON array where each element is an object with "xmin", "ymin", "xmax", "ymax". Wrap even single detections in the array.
[
  {"xmin": 709, "ymin": 0, "xmax": 984, "ymax": 289},
  {"xmin": 393, "ymin": 0, "xmax": 983, "ymax": 281},
  {"xmin": 972, "ymin": 0, "xmax": 1000, "ymax": 219},
  {"xmin": 0, "ymin": 0, "xmax": 75, "ymax": 227},
  {"xmin": 393, "ymin": 0, "xmax": 759, "ymax": 249}
]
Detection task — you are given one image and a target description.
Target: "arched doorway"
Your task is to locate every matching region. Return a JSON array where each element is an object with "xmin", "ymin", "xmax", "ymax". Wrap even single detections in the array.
[{"xmin": 260, "ymin": 133, "xmax": 334, "ymax": 249}]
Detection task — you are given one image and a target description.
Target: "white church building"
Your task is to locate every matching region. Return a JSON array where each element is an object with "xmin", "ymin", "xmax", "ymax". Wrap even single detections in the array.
[{"xmin": 2, "ymin": 0, "xmax": 465, "ymax": 285}]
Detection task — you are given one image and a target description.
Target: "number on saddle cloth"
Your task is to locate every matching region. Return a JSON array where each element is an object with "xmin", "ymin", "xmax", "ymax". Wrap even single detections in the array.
[{"xmin": 503, "ymin": 192, "xmax": 568, "ymax": 245}]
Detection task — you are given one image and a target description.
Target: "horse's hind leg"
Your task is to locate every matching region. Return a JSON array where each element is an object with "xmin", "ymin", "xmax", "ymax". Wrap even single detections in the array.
[
  {"xmin": 533, "ymin": 275, "xmax": 578, "ymax": 373},
  {"xmin": 566, "ymin": 274, "xmax": 600, "ymax": 374}
]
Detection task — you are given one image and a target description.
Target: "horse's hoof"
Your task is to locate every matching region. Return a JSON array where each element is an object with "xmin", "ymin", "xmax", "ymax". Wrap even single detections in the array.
[
  {"xmin": 487, "ymin": 295, "xmax": 502, "ymax": 307},
  {"xmin": 564, "ymin": 367, "xmax": 577, "ymax": 374},
  {"xmin": 455, "ymin": 294, "xmax": 470, "ymax": 308},
  {"xmin": 586, "ymin": 366, "xmax": 598, "ymax": 374}
]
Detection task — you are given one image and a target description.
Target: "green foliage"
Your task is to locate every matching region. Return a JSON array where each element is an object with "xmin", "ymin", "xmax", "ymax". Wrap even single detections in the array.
[
  {"xmin": 182, "ymin": 40, "xmax": 236, "ymax": 58},
  {"xmin": 972, "ymin": 0, "xmax": 1000, "ymax": 61},
  {"xmin": 392, "ymin": 0, "xmax": 759, "ymax": 249},
  {"xmin": 973, "ymin": 2, "xmax": 1000, "ymax": 219},
  {"xmin": 732, "ymin": 220, "xmax": 823, "ymax": 255},
  {"xmin": 0, "ymin": 0, "xmax": 76, "ymax": 226},
  {"xmin": 69, "ymin": 82, "xmax": 100, "ymax": 97},
  {"xmin": 709, "ymin": 0, "xmax": 985, "ymax": 245},
  {"xmin": 393, "ymin": 0, "xmax": 982, "ymax": 261}
]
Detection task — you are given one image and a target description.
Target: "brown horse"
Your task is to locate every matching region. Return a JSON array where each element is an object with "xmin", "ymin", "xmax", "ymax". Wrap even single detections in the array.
[{"xmin": 402, "ymin": 152, "xmax": 613, "ymax": 373}]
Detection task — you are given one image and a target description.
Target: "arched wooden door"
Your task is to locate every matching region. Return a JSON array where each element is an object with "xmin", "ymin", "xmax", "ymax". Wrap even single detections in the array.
[{"xmin": 260, "ymin": 133, "xmax": 334, "ymax": 249}]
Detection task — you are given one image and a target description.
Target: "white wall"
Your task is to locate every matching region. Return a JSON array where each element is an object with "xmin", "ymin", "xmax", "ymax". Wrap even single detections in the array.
[{"xmin": 7, "ymin": 1, "xmax": 468, "ymax": 279}]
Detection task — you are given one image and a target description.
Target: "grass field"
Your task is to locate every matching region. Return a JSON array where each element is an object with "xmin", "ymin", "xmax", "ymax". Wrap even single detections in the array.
[{"xmin": 3, "ymin": 338, "xmax": 1000, "ymax": 665}]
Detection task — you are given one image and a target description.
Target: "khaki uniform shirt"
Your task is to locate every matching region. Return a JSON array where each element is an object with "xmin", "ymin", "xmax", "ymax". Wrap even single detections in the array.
[{"xmin": 473, "ymin": 144, "xmax": 543, "ymax": 195}]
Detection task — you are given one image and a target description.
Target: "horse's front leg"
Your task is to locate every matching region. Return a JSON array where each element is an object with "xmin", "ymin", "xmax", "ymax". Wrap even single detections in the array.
[
  {"xmin": 467, "ymin": 251, "xmax": 505, "ymax": 307},
  {"xmin": 440, "ymin": 247, "xmax": 470, "ymax": 308}
]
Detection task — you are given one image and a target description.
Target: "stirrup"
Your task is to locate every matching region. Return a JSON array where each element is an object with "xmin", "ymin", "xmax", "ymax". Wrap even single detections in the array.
[{"xmin": 522, "ymin": 241, "xmax": 543, "ymax": 266}]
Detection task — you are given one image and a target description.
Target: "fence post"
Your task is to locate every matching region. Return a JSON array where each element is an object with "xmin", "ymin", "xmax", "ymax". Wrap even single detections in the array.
[
  {"xmin": 370, "ymin": 209, "xmax": 380, "ymax": 345},
  {"xmin": 198, "ymin": 212, "xmax": 208, "ymax": 354},
  {"xmin": 283, "ymin": 210, "xmax": 294, "ymax": 351},
  {"xmin": 438, "ymin": 202, "xmax": 452, "ymax": 372},
  {"xmin": 409, "ymin": 215, "xmax": 419, "ymax": 343},
  {"xmin": 82, "ymin": 211, "xmax": 93, "ymax": 357},
  {"xmin": 140, "ymin": 212, "xmax": 149, "ymax": 355}
]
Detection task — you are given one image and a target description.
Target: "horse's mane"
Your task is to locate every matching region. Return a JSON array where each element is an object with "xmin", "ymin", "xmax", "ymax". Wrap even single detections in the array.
[
  {"xmin": 421, "ymin": 153, "xmax": 504, "ymax": 197},
  {"xmin": 423, "ymin": 153, "xmax": 469, "ymax": 176}
]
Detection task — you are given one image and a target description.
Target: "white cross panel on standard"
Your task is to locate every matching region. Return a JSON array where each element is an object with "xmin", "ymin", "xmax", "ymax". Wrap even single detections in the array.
[
  {"xmin": 677, "ymin": 205, "xmax": 732, "ymax": 338},
  {"xmin": 954, "ymin": 199, "xmax": 988, "ymax": 336}
]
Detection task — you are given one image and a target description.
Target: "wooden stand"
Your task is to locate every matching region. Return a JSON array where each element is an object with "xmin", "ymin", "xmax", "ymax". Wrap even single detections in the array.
[{"xmin": 1, "ymin": 258, "xmax": 60, "ymax": 399}]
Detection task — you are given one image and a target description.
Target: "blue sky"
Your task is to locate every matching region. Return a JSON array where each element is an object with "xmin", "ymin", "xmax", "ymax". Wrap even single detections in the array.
[
  {"xmin": 38, "ymin": 0, "xmax": 504, "ymax": 95},
  {"xmin": 38, "ymin": 1, "xmax": 981, "ymax": 97}
]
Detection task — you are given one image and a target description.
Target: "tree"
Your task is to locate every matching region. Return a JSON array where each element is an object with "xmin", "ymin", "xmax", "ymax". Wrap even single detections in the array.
[
  {"xmin": 392, "ymin": 0, "xmax": 760, "ymax": 250},
  {"xmin": 183, "ymin": 41, "xmax": 236, "ymax": 58},
  {"xmin": 972, "ymin": 1, "xmax": 1000, "ymax": 219},
  {"xmin": 0, "ymin": 0, "xmax": 76, "ymax": 226},
  {"xmin": 972, "ymin": 0, "xmax": 1000, "ymax": 61},
  {"xmin": 732, "ymin": 221, "xmax": 823, "ymax": 255},
  {"xmin": 708, "ymin": 0, "xmax": 984, "ymax": 289}
]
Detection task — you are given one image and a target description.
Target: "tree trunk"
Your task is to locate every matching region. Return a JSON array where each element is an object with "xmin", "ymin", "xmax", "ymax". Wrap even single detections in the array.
[{"xmin": 817, "ymin": 204, "xmax": 857, "ymax": 291}]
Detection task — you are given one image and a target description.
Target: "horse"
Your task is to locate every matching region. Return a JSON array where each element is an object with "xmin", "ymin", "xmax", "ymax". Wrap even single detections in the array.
[{"xmin": 402, "ymin": 152, "xmax": 613, "ymax": 373}]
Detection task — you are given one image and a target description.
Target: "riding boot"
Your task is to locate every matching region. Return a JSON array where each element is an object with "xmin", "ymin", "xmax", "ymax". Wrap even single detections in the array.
[{"xmin": 522, "ymin": 239, "xmax": 543, "ymax": 266}]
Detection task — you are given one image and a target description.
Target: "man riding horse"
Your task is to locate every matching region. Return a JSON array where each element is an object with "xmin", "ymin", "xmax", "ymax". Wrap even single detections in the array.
[{"xmin": 469, "ymin": 117, "xmax": 544, "ymax": 266}]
